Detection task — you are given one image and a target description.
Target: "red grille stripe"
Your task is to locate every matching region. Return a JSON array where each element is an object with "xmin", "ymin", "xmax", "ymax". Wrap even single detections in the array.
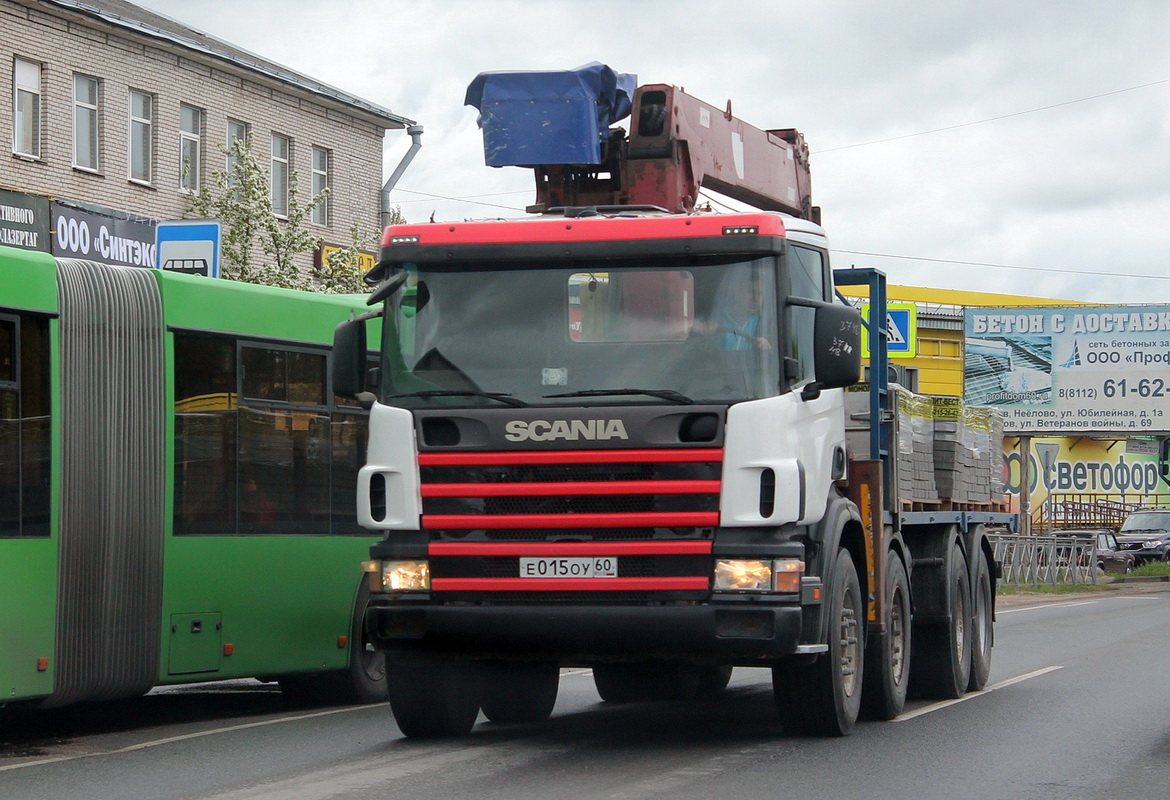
[
  {"xmin": 431, "ymin": 577, "xmax": 708, "ymax": 592},
  {"xmin": 421, "ymin": 480, "xmax": 720, "ymax": 498},
  {"xmin": 422, "ymin": 511, "xmax": 720, "ymax": 530},
  {"xmin": 418, "ymin": 448, "xmax": 722, "ymax": 466},
  {"xmin": 430, "ymin": 541, "xmax": 712, "ymax": 556}
]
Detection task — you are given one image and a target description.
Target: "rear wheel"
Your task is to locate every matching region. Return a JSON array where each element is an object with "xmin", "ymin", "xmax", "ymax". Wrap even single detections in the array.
[
  {"xmin": 480, "ymin": 662, "xmax": 559, "ymax": 724},
  {"xmin": 861, "ymin": 552, "xmax": 911, "ymax": 720},
  {"xmin": 773, "ymin": 549, "xmax": 863, "ymax": 736},
  {"xmin": 386, "ymin": 653, "xmax": 480, "ymax": 738},
  {"xmin": 593, "ymin": 662, "xmax": 701, "ymax": 703},
  {"xmin": 910, "ymin": 536, "xmax": 972, "ymax": 700},
  {"xmin": 967, "ymin": 544, "xmax": 994, "ymax": 691}
]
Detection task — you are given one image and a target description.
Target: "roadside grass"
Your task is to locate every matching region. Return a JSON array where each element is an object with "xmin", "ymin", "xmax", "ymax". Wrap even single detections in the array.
[
  {"xmin": 1132, "ymin": 561, "xmax": 1170, "ymax": 578},
  {"xmin": 997, "ymin": 582, "xmax": 1117, "ymax": 596},
  {"xmin": 997, "ymin": 561, "xmax": 1170, "ymax": 595}
]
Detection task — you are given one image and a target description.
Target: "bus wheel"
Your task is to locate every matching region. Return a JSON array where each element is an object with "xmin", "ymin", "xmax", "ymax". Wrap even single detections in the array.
[
  {"xmin": 480, "ymin": 662, "xmax": 559, "ymax": 724},
  {"xmin": 386, "ymin": 653, "xmax": 480, "ymax": 738},
  {"xmin": 910, "ymin": 535, "xmax": 972, "ymax": 699},
  {"xmin": 343, "ymin": 584, "xmax": 387, "ymax": 703},
  {"xmin": 773, "ymin": 548, "xmax": 863, "ymax": 736},
  {"xmin": 861, "ymin": 551, "xmax": 911, "ymax": 720},
  {"xmin": 967, "ymin": 542, "xmax": 994, "ymax": 692}
]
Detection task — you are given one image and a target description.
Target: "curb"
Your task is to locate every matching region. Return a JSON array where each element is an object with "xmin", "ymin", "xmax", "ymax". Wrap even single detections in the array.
[{"xmin": 1110, "ymin": 575, "xmax": 1170, "ymax": 584}]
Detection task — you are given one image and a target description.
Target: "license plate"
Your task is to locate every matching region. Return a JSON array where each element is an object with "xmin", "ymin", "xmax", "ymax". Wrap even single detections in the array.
[{"xmin": 519, "ymin": 556, "xmax": 617, "ymax": 578}]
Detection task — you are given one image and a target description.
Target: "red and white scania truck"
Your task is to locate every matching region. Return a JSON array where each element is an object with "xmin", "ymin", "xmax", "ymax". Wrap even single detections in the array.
[{"xmin": 333, "ymin": 64, "xmax": 1016, "ymax": 738}]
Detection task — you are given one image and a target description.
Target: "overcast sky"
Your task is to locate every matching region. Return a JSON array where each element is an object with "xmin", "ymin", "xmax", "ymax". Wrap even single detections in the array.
[{"xmin": 137, "ymin": 0, "xmax": 1170, "ymax": 305}]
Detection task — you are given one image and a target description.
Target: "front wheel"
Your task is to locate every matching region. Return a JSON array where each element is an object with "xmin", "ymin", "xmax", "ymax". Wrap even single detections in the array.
[
  {"xmin": 386, "ymin": 653, "xmax": 480, "ymax": 738},
  {"xmin": 773, "ymin": 549, "xmax": 863, "ymax": 736},
  {"xmin": 480, "ymin": 662, "xmax": 559, "ymax": 724}
]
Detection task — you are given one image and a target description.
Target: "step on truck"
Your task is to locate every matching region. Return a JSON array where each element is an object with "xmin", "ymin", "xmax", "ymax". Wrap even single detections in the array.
[{"xmin": 332, "ymin": 63, "xmax": 1017, "ymax": 738}]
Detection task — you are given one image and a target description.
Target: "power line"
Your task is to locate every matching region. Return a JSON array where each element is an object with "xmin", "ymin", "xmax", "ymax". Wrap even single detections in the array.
[
  {"xmin": 390, "ymin": 187, "xmax": 527, "ymax": 211},
  {"xmin": 816, "ymin": 77, "xmax": 1170, "ymax": 154},
  {"xmin": 832, "ymin": 249, "xmax": 1170, "ymax": 282}
]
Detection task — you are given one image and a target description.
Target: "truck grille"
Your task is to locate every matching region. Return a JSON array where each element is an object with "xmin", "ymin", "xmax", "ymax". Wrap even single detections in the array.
[{"xmin": 418, "ymin": 448, "xmax": 722, "ymax": 599}]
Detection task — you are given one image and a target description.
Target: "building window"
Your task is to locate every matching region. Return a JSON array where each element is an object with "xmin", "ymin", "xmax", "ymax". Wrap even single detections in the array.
[
  {"xmin": 311, "ymin": 146, "xmax": 329, "ymax": 225},
  {"xmin": 73, "ymin": 75, "xmax": 100, "ymax": 170},
  {"xmin": 179, "ymin": 104, "xmax": 202, "ymax": 192},
  {"xmin": 129, "ymin": 90, "xmax": 153, "ymax": 183},
  {"xmin": 13, "ymin": 58, "xmax": 41, "ymax": 158},
  {"xmin": 226, "ymin": 119, "xmax": 249, "ymax": 178},
  {"xmin": 271, "ymin": 133, "xmax": 290, "ymax": 217}
]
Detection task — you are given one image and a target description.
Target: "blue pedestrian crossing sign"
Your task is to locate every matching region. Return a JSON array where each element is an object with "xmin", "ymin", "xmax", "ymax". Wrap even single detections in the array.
[{"xmin": 860, "ymin": 302, "xmax": 917, "ymax": 359}]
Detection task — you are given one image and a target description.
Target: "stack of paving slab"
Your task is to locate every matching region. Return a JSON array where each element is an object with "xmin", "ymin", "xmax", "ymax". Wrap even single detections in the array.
[
  {"xmin": 843, "ymin": 386, "xmax": 1005, "ymax": 506},
  {"xmin": 894, "ymin": 387, "xmax": 937, "ymax": 502},
  {"xmin": 932, "ymin": 398, "xmax": 1006, "ymax": 504}
]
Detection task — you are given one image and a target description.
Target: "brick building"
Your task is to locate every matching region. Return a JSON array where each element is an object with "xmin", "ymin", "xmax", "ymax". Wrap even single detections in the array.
[{"xmin": 1, "ymin": 0, "xmax": 415, "ymax": 275}]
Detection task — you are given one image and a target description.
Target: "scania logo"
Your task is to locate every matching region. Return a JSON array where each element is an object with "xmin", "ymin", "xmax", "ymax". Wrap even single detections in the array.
[{"xmin": 504, "ymin": 419, "xmax": 630, "ymax": 442}]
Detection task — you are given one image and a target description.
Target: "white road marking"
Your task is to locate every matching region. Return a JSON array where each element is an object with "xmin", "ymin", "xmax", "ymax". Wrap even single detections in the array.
[
  {"xmin": 893, "ymin": 665, "xmax": 1064, "ymax": 722},
  {"xmin": 0, "ymin": 703, "xmax": 384, "ymax": 772},
  {"xmin": 998, "ymin": 600, "xmax": 1098, "ymax": 613}
]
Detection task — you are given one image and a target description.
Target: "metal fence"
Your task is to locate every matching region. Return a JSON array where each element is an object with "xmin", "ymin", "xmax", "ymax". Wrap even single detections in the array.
[
  {"xmin": 988, "ymin": 532, "xmax": 1100, "ymax": 588},
  {"xmin": 1035, "ymin": 493, "xmax": 1170, "ymax": 531}
]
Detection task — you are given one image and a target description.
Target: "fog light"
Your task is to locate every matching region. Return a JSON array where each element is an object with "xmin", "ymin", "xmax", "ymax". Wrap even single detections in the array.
[
  {"xmin": 772, "ymin": 558, "xmax": 804, "ymax": 593},
  {"xmin": 364, "ymin": 559, "xmax": 430, "ymax": 591},
  {"xmin": 714, "ymin": 559, "xmax": 772, "ymax": 592}
]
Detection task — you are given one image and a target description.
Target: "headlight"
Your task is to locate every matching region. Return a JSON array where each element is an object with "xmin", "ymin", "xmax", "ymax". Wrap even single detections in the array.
[
  {"xmin": 713, "ymin": 558, "xmax": 804, "ymax": 593},
  {"xmin": 363, "ymin": 559, "xmax": 430, "ymax": 591},
  {"xmin": 1143, "ymin": 539, "xmax": 1164, "ymax": 549}
]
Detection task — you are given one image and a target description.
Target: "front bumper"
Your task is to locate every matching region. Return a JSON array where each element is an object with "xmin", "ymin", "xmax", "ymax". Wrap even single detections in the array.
[{"xmin": 366, "ymin": 600, "xmax": 807, "ymax": 664}]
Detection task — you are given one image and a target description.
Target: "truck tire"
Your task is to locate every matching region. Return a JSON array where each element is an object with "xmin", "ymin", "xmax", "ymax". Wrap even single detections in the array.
[
  {"xmin": 860, "ymin": 551, "xmax": 911, "ymax": 721},
  {"xmin": 480, "ymin": 662, "xmax": 559, "ymax": 724},
  {"xmin": 967, "ymin": 545, "xmax": 994, "ymax": 692},
  {"xmin": 697, "ymin": 665, "xmax": 734, "ymax": 695},
  {"xmin": 772, "ymin": 548, "xmax": 863, "ymax": 736},
  {"xmin": 386, "ymin": 653, "xmax": 480, "ymax": 738},
  {"xmin": 593, "ymin": 663, "xmax": 701, "ymax": 703},
  {"xmin": 910, "ymin": 537, "xmax": 972, "ymax": 700}
]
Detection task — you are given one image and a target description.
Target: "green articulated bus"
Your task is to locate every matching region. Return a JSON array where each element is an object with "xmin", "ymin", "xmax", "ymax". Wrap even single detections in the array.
[{"xmin": 1, "ymin": 244, "xmax": 384, "ymax": 709}]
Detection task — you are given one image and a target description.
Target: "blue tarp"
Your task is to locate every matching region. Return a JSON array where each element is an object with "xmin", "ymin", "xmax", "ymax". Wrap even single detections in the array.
[{"xmin": 464, "ymin": 62, "xmax": 636, "ymax": 167}]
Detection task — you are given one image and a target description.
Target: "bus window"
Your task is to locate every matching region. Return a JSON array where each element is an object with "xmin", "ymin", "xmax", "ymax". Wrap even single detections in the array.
[
  {"xmin": 173, "ymin": 333, "xmax": 237, "ymax": 535},
  {"xmin": 1, "ymin": 315, "xmax": 51, "ymax": 538}
]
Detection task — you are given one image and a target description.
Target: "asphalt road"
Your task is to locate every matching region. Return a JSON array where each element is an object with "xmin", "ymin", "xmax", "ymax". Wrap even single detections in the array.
[{"xmin": 3, "ymin": 587, "xmax": 1169, "ymax": 800}]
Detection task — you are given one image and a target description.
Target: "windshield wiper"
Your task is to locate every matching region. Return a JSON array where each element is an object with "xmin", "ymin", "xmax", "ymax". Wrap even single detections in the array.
[
  {"xmin": 543, "ymin": 388, "xmax": 693, "ymax": 405},
  {"xmin": 384, "ymin": 390, "xmax": 529, "ymax": 407}
]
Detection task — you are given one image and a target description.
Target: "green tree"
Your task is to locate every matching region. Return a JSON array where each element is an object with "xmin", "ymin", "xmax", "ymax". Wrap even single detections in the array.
[
  {"xmin": 188, "ymin": 135, "xmax": 328, "ymax": 290},
  {"xmin": 310, "ymin": 206, "xmax": 405, "ymax": 294}
]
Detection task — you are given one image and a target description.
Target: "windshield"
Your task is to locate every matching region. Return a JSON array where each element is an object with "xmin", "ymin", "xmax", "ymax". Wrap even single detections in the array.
[
  {"xmin": 1119, "ymin": 511, "xmax": 1170, "ymax": 533},
  {"xmin": 378, "ymin": 257, "xmax": 781, "ymax": 408}
]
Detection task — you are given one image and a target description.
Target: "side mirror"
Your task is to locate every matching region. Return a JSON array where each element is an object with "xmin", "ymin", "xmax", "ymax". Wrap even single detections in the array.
[
  {"xmin": 332, "ymin": 317, "xmax": 367, "ymax": 400},
  {"xmin": 812, "ymin": 302, "xmax": 862, "ymax": 390}
]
